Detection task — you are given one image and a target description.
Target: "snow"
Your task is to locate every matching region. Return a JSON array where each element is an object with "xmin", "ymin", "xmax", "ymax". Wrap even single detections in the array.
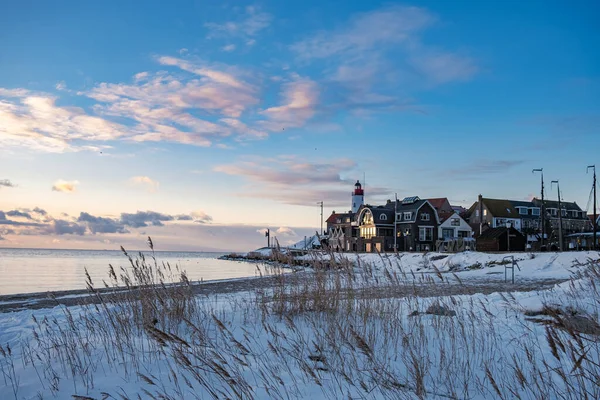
[{"xmin": 1, "ymin": 251, "xmax": 599, "ymax": 399}]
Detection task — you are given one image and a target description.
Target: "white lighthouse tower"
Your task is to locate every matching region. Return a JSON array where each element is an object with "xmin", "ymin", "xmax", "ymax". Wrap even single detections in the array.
[{"xmin": 351, "ymin": 180, "xmax": 364, "ymax": 213}]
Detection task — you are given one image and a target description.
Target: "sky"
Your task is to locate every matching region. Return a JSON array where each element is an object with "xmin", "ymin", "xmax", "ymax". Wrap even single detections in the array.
[{"xmin": 0, "ymin": 0, "xmax": 599, "ymax": 251}]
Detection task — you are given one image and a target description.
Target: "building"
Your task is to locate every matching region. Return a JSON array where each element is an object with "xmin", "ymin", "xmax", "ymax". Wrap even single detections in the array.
[
  {"xmin": 476, "ymin": 226, "xmax": 526, "ymax": 252},
  {"xmin": 356, "ymin": 205, "xmax": 395, "ymax": 252},
  {"xmin": 325, "ymin": 180, "xmax": 365, "ymax": 251},
  {"xmin": 467, "ymin": 195, "xmax": 591, "ymax": 250},
  {"xmin": 385, "ymin": 196, "xmax": 440, "ymax": 252}
]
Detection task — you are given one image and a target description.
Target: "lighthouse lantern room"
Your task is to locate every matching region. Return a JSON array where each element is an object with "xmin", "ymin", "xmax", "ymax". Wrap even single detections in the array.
[{"xmin": 351, "ymin": 180, "xmax": 364, "ymax": 213}]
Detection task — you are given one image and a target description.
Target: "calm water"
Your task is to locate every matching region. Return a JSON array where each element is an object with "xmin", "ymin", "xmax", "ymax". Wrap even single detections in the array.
[{"xmin": 0, "ymin": 248, "xmax": 267, "ymax": 296}]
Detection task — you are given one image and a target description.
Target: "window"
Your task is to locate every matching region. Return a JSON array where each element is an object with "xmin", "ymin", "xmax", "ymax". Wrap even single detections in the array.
[
  {"xmin": 475, "ymin": 210, "xmax": 480, "ymax": 217},
  {"xmin": 561, "ymin": 209, "xmax": 567, "ymax": 217},
  {"xmin": 483, "ymin": 209, "xmax": 488, "ymax": 216},
  {"xmin": 345, "ymin": 217, "xmax": 351, "ymax": 223},
  {"xmin": 458, "ymin": 230, "xmax": 470, "ymax": 238},
  {"xmin": 404, "ymin": 212, "xmax": 412, "ymax": 220},
  {"xmin": 336, "ymin": 218, "xmax": 341, "ymax": 224},
  {"xmin": 396, "ymin": 214, "xmax": 401, "ymax": 221},
  {"xmin": 380, "ymin": 214, "xmax": 388, "ymax": 221},
  {"xmin": 518, "ymin": 207, "xmax": 528, "ymax": 215},
  {"xmin": 549, "ymin": 208, "xmax": 557, "ymax": 216},
  {"xmin": 451, "ymin": 218, "xmax": 460, "ymax": 226},
  {"xmin": 532, "ymin": 208, "xmax": 541, "ymax": 216},
  {"xmin": 419, "ymin": 226, "xmax": 433, "ymax": 241},
  {"xmin": 360, "ymin": 226, "xmax": 376, "ymax": 239},
  {"xmin": 442, "ymin": 228, "xmax": 454, "ymax": 239},
  {"xmin": 420, "ymin": 213, "xmax": 430, "ymax": 221}
]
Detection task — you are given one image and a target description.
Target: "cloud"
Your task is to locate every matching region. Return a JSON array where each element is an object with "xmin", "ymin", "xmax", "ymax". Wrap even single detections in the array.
[
  {"xmin": 445, "ymin": 160, "xmax": 525, "ymax": 180},
  {"xmin": 205, "ymin": 6, "xmax": 272, "ymax": 42},
  {"xmin": 130, "ymin": 176, "xmax": 159, "ymax": 192},
  {"xmin": 260, "ymin": 78, "xmax": 319, "ymax": 130},
  {"xmin": 0, "ymin": 92, "xmax": 128, "ymax": 153},
  {"xmin": 290, "ymin": 5, "xmax": 477, "ymax": 115},
  {"xmin": 190, "ymin": 211, "xmax": 213, "ymax": 223},
  {"xmin": 291, "ymin": 5, "xmax": 433, "ymax": 60},
  {"xmin": 33, "ymin": 207, "xmax": 47, "ymax": 216},
  {"xmin": 46, "ymin": 219, "xmax": 86, "ymax": 235},
  {"xmin": 222, "ymin": 44, "xmax": 236, "ymax": 52},
  {"xmin": 275, "ymin": 227, "xmax": 297, "ymax": 237},
  {"xmin": 77, "ymin": 212, "xmax": 128, "ymax": 234},
  {"xmin": 215, "ymin": 155, "xmax": 390, "ymax": 207},
  {"xmin": 52, "ymin": 179, "xmax": 79, "ymax": 193},
  {"xmin": 0, "ymin": 179, "xmax": 16, "ymax": 188},
  {"xmin": 6, "ymin": 210, "xmax": 33, "ymax": 219},
  {"xmin": 120, "ymin": 211, "xmax": 175, "ymax": 228}
]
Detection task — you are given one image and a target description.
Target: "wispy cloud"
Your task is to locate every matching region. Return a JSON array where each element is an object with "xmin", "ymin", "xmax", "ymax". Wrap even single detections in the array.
[
  {"xmin": 215, "ymin": 155, "xmax": 389, "ymax": 207},
  {"xmin": 0, "ymin": 179, "xmax": 16, "ymax": 188},
  {"xmin": 445, "ymin": 160, "xmax": 525, "ymax": 180},
  {"xmin": 290, "ymin": 5, "xmax": 477, "ymax": 114},
  {"xmin": 52, "ymin": 179, "xmax": 79, "ymax": 193},
  {"xmin": 222, "ymin": 44, "xmax": 236, "ymax": 52},
  {"xmin": 130, "ymin": 176, "xmax": 159, "ymax": 192},
  {"xmin": 260, "ymin": 78, "xmax": 319, "ymax": 130},
  {"xmin": 205, "ymin": 5, "xmax": 272, "ymax": 44}
]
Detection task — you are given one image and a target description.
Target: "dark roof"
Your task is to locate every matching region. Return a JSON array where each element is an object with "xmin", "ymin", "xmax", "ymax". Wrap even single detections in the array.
[
  {"xmin": 325, "ymin": 212, "xmax": 353, "ymax": 224},
  {"xmin": 481, "ymin": 198, "xmax": 518, "ymax": 218},
  {"xmin": 478, "ymin": 226, "xmax": 524, "ymax": 240},
  {"xmin": 358, "ymin": 206, "xmax": 394, "ymax": 225},
  {"xmin": 439, "ymin": 212, "xmax": 456, "ymax": 224},
  {"xmin": 533, "ymin": 198, "xmax": 582, "ymax": 212},
  {"xmin": 427, "ymin": 198, "xmax": 452, "ymax": 212}
]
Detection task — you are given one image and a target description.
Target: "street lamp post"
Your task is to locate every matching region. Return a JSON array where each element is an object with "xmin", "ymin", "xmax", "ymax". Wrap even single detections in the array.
[
  {"xmin": 506, "ymin": 222, "xmax": 511, "ymax": 252},
  {"xmin": 551, "ymin": 180, "xmax": 563, "ymax": 252}
]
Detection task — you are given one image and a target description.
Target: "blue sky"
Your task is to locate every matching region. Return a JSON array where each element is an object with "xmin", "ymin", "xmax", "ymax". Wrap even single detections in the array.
[{"xmin": 0, "ymin": 0, "xmax": 598, "ymax": 251}]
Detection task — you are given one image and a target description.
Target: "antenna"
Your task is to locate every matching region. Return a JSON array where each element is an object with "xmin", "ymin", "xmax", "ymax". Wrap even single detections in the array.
[
  {"xmin": 533, "ymin": 168, "xmax": 545, "ymax": 250},
  {"xmin": 316, "ymin": 201, "xmax": 324, "ymax": 236},
  {"xmin": 588, "ymin": 165, "xmax": 597, "ymax": 250},
  {"xmin": 551, "ymin": 180, "xmax": 563, "ymax": 251}
]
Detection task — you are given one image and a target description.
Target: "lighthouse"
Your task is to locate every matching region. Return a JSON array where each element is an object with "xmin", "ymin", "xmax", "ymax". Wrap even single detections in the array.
[{"xmin": 351, "ymin": 180, "xmax": 364, "ymax": 213}]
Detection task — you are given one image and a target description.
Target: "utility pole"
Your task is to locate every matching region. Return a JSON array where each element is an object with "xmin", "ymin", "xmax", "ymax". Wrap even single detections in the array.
[
  {"xmin": 393, "ymin": 193, "xmax": 398, "ymax": 251},
  {"xmin": 533, "ymin": 169, "xmax": 545, "ymax": 250},
  {"xmin": 551, "ymin": 180, "xmax": 563, "ymax": 252},
  {"xmin": 265, "ymin": 228, "xmax": 270, "ymax": 248},
  {"xmin": 588, "ymin": 165, "xmax": 597, "ymax": 250},
  {"xmin": 317, "ymin": 201, "xmax": 323, "ymax": 235}
]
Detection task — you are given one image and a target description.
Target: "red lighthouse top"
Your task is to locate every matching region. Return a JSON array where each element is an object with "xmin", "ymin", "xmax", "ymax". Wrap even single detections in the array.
[{"xmin": 354, "ymin": 180, "xmax": 364, "ymax": 195}]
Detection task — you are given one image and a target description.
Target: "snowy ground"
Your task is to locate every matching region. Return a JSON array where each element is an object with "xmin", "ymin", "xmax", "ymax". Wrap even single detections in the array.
[{"xmin": 1, "ymin": 251, "xmax": 599, "ymax": 399}]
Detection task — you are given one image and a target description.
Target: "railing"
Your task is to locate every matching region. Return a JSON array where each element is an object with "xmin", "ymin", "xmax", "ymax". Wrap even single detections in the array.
[{"xmin": 503, "ymin": 255, "xmax": 521, "ymax": 284}]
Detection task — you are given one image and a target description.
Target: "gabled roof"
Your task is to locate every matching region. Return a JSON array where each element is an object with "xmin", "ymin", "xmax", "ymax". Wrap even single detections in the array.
[
  {"xmin": 325, "ymin": 212, "xmax": 353, "ymax": 224},
  {"xmin": 357, "ymin": 206, "xmax": 394, "ymax": 225},
  {"xmin": 427, "ymin": 198, "xmax": 453, "ymax": 212},
  {"xmin": 481, "ymin": 198, "xmax": 519, "ymax": 218},
  {"xmin": 533, "ymin": 198, "xmax": 583, "ymax": 212},
  {"xmin": 439, "ymin": 211, "xmax": 458, "ymax": 224}
]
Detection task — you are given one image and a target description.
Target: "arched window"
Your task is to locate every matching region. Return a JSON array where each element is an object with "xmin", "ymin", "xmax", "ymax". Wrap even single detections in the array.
[{"xmin": 380, "ymin": 214, "xmax": 388, "ymax": 221}]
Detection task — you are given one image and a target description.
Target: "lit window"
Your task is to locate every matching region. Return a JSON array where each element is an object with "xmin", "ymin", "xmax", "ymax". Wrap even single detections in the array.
[{"xmin": 483, "ymin": 209, "xmax": 488, "ymax": 216}]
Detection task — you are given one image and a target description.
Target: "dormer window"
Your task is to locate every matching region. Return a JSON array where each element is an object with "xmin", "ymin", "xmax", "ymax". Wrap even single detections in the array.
[
  {"xmin": 404, "ymin": 212, "xmax": 412, "ymax": 220},
  {"xmin": 532, "ymin": 208, "xmax": 541, "ymax": 216},
  {"xmin": 380, "ymin": 214, "xmax": 388, "ymax": 221},
  {"xmin": 518, "ymin": 207, "xmax": 528, "ymax": 215}
]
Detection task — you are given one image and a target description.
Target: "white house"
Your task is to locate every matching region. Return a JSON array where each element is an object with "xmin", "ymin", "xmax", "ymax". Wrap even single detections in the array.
[{"xmin": 438, "ymin": 212, "xmax": 473, "ymax": 240}]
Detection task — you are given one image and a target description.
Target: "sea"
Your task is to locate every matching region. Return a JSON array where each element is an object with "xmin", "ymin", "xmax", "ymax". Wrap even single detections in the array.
[{"xmin": 0, "ymin": 248, "xmax": 266, "ymax": 296}]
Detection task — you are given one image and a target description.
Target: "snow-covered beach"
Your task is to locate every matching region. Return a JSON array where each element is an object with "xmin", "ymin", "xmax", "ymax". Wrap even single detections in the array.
[{"xmin": 1, "ymin": 250, "xmax": 599, "ymax": 399}]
